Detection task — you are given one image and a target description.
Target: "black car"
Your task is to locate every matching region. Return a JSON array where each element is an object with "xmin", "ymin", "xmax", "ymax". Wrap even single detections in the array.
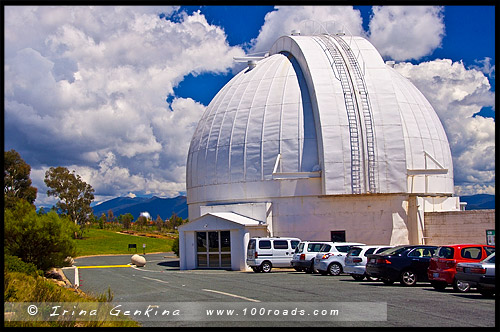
[{"xmin": 366, "ymin": 245, "xmax": 438, "ymax": 286}]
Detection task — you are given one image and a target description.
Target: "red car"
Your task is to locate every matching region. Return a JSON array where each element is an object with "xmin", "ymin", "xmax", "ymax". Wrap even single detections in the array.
[{"xmin": 428, "ymin": 244, "xmax": 495, "ymax": 292}]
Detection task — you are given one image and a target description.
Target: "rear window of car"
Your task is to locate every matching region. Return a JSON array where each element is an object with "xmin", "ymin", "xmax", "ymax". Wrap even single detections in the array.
[
  {"xmin": 259, "ymin": 240, "xmax": 271, "ymax": 249},
  {"xmin": 308, "ymin": 243, "xmax": 325, "ymax": 252},
  {"xmin": 461, "ymin": 247, "xmax": 482, "ymax": 260},
  {"xmin": 335, "ymin": 245, "xmax": 351, "ymax": 253},
  {"xmin": 320, "ymin": 244, "xmax": 332, "ymax": 252},
  {"xmin": 291, "ymin": 240, "xmax": 300, "ymax": 249},
  {"xmin": 408, "ymin": 247, "xmax": 435, "ymax": 257},
  {"xmin": 348, "ymin": 247, "xmax": 363, "ymax": 257},
  {"xmin": 273, "ymin": 240, "xmax": 289, "ymax": 249},
  {"xmin": 436, "ymin": 246, "xmax": 454, "ymax": 259},
  {"xmin": 248, "ymin": 239, "xmax": 256, "ymax": 250},
  {"xmin": 295, "ymin": 242, "xmax": 305, "ymax": 253},
  {"xmin": 364, "ymin": 248, "xmax": 377, "ymax": 256}
]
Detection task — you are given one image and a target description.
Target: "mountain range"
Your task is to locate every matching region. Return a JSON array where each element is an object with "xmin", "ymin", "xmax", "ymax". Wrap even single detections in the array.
[
  {"xmin": 92, "ymin": 195, "xmax": 188, "ymax": 220},
  {"xmin": 91, "ymin": 194, "xmax": 494, "ymax": 222}
]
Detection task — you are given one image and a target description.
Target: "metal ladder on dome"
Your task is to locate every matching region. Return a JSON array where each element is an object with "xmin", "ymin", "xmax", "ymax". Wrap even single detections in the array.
[
  {"xmin": 315, "ymin": 35, "xmax": 362, "ymax": 194},
  {"xmin": 332, "ymin": 35, "xmax": 377, "ymax": 193}
]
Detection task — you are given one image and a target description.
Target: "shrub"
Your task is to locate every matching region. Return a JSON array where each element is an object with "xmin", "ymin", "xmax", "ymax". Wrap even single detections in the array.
[
  {"xmin": 172, "ymin": 236, "xmax": 180, "ymax": 256},
  {"xmin": 4, "ymin": 200, "xmax": 77, "ymax": 271},
  {"xmin": 4, "ymin": 254, "xmax": 42, "ymax": 278}
]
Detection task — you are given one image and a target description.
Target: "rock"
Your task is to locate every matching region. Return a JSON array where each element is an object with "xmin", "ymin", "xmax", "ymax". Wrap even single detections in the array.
[{"xmin": 131, "ymin": 254, "xmax": 146, "ymax": 267}]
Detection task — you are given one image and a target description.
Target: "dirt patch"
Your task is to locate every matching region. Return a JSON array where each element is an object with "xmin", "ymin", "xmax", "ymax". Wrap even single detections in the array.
[{"xmin": 117, "ymin": 230, "xmax": 176, "ymax": 240}]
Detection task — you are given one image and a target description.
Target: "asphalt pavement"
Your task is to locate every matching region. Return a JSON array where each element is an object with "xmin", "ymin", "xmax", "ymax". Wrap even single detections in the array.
[{"xmin": 61, "ymin": 253, "xmax": 496, "ymax": 328}]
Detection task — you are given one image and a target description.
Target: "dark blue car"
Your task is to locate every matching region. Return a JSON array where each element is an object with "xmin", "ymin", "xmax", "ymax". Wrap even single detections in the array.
[{"xmin": 366, "ymin": 245, "xmax": 438, "ymax": 286}]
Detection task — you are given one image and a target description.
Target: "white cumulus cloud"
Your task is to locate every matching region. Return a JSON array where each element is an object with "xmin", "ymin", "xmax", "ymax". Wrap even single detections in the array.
[
  {"xmin": 395, "ymin": 60, "xmax": 495, "ymax": 195},
  {"xmin": 368, "ymin": 6, "xmax": 445, "ymax": 61},
  {"xmin": 4, "ymin": 6, "xmax": 245, "ymax": 206}
]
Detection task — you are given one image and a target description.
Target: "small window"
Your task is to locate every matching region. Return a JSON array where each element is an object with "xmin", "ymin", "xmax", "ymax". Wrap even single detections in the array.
[
  {"xmin": 364, "ymin": 248, "xmax": 376, "ymax": 256},
  {"xmin": 436, "ymin": 247, "xmax": 454, "ymax": 259},
  {"xmin": 295, "ymin": 242, "xmax": 305, "ymax": 253},
  {"xmin": 291, "ymin": 240, "xmax": 300, "ymax": 249},
  {"xmin": 331, "ymin": 230, "xmax": 346, "ymax": 242},
  {"xmin": 308, "ymin": 243, "xmax": 323, "ymax": 252},
  {"xmin": 247, "ymin": 239, "xmax": 256, "ymax": 250},
  {"xmin": 259, "ymin": 240, "xmax": 271, "ymax": 249},
  {"xmin": 273, "ymin": 240, "xmax": 289, "ymax": 249},
  {"xmin": 461, "ymin": 247, "xmax": 481, "ymax": 260}
]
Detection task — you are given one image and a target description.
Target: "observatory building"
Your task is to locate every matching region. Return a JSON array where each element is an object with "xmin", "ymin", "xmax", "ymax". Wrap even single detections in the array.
[{"xmin": 179, "ymin": 31, "xmax": 462, "ymax": 270}]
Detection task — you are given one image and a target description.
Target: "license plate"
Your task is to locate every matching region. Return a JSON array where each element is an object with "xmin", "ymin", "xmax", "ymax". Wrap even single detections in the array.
[{"xmin": 433, "ymin": 273, "xmax": 439, "ymax": 278}]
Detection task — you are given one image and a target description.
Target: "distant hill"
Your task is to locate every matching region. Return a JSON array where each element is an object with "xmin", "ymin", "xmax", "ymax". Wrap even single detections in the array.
[
  {"xmin": 92, "ymin": 195, "xmax": 188, "ymax": 220},
  {"xmin": 460, "ymin": 194, "xmax": 495, "ymax": 210}
]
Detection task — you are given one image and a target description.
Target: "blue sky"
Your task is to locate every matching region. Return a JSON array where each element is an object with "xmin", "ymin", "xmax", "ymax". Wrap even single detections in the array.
[{"xmin": 3, "ymin": 5, "xmax": 495, "ymax": 207}]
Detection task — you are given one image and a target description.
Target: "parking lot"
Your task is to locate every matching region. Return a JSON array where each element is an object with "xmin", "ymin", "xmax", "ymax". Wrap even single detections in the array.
[{"xmin": 62, "ymin": 253, "xmax": 495, "ymax": 328}]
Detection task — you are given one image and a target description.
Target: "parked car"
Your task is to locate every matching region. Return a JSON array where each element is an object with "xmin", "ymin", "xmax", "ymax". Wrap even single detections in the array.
[
  {"xmin": 247, "ymin": 237, "xmax": 301, "ymax": 273},
  {"xmin": 344, "ymin": 245, "xmax": 395, "ymax": 281},
  {"xmin": 314, "ymin": 242, "xmax": 365, "ymax": 276},
  {"xmin": 291, "ymin": 241, "xmax": 333, "ymax": 273},
  {"xmin": 428, "ymin": 244, "xmax": 495, "ymax": 292},
  {"xmin": 456, "ymin": 252, "xmax": 495, "ymax": 297},
  {"xmin": 366, "ymin": 245, "xmax": 438, "ymax": 286}
]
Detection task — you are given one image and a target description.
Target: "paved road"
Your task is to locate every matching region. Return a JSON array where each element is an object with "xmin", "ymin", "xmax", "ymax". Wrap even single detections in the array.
[{"xmin": 62, "ymin": 253, "xmax": 496, "ymax": 328}]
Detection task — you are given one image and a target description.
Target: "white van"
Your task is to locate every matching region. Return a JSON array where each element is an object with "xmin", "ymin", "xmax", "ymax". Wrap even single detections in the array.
[{"xmin": 247, "ymin": 237, "xmax": 301, "ymax": 273}]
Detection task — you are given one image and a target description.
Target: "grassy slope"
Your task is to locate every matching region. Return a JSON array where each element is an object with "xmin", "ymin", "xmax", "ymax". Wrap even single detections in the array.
[{"xmin": 75, "ymin": 228, "xmax": 174, "ymax": 257}]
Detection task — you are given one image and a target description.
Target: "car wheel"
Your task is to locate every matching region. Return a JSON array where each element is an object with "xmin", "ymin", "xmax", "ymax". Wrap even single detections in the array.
[
  {"xmin": 452, "ymin": 278, "xmax": 471, "ymax": 293},
  {"xmin": 352, "ymin": 274, "xmax": 365, "ymax": 281},
  {"xmin": 251, "ymin": 266, "xmax": 259, "ymax": 273},
  {"xmin": 260, "ymin": 261, "xmax": 272, "ymax": 273},
  {"xmin": 400, "ymin": 270, "xmax": 417, "ymax": 286},
  {"xmin": 430, "ymin": 281, "xmax": 447, "ymax": 291},
  {"xmin": 382, "ymin": 279, "xmax": 394, "ymax": 285},
  {"xmin": 293, "ymin": 267, "xmax": 302, "ymax": 272},
  {"xmin": 328, "ymin": 263, "xmax": 342, "ymax": 276}
]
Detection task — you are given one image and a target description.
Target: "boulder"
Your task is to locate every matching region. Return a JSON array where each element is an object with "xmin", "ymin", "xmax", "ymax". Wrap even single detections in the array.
[{"xmin": 131, "ymin": 254, "xmax": 146, "ymax": 267}]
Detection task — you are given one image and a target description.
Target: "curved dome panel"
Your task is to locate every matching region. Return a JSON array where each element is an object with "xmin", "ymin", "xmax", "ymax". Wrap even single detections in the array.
[{"xmin": 187, "ymin": 52, "xmax": 319, "ymax": 193}]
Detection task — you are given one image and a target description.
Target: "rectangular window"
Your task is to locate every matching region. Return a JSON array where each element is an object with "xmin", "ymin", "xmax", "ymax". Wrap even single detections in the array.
[
  {"xmin": 273, "ymin": 240, "xmax": 289, "ymax": 249},
  {"xmin": 197, "ymin": 232, "xmax": 207, "ymax": 252},
  {"xmin": 331, "ymin": 231, "xmax": 346, "ymax": 242},
  {"xmin": 220, "ymin": 231, "xmax": 231, "ymax": 252},
  {"xmin": 208, "ymin": 231, "xmax": 219, "ymax": 252},
  {"xmin": 259, "ymin": 240, "xmax": 272, "ymax": 249}
]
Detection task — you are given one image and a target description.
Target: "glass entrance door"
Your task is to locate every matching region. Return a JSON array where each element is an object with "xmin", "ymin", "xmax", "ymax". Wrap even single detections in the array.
[{"xmin": 196, "ymin": 231, "xmax": 231, "ymax": 268}]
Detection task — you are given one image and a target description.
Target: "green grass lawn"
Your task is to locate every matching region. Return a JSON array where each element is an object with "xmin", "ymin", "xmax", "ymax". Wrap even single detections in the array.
[{"xmin": 75, "ymin": 228, "xmax": 174, "ymax": 257}]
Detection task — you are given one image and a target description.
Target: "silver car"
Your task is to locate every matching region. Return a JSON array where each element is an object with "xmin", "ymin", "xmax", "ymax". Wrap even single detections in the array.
[
  {"xmin": 314, "ymin": 242, "xmax": 365, "ymax": 276},
  {"xmin": 344, "ymin": 245, "xmax": 394, "ymax": 281},
  {"xmin": 455, "ymin": 252, "xmax": 495, "ymax": 297}
]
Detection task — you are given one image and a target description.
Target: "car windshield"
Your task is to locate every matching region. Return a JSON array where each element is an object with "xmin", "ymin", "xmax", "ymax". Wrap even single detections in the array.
[
  {"xmin": 484, "ymin": 246, "xmax": 495, "ymax": 256},
  {"xmin": 378, "ymin": 246, "xmax": 407, "ymax": 256},
  {"xmin": 483, "ymin": 253, "xmax": 495, "ymax": 264}
]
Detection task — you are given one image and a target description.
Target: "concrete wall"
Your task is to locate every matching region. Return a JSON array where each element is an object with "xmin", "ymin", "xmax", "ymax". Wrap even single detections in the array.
[{"xmin": 423, "ymin": 210, "xmax": 495, "ymax": 245}]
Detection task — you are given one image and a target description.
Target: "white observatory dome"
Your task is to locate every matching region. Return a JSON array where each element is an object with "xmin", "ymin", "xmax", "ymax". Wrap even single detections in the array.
[{"xmin": 186, "ymin": 34, "xmax": 454, "ymax": 206}]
